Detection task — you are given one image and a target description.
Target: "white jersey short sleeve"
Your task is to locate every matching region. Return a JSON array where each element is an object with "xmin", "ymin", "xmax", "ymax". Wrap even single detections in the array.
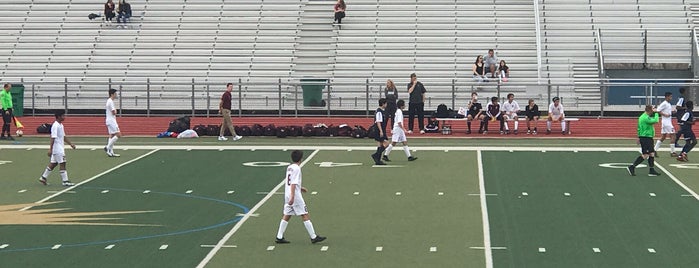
[
  {"xmin": 393, "ymin": 109, "xmax": 404, "ymax": 129},
  {"xmin": 51, "ymin": 121, "xmax": 65, "ymax": 155},
  {"xmin": 283, "ymin": 164, "xmax": 306, "ymax": 215},
  {"xmin": 658, "ymin": 101, "xmax": 673, "ymax": 122},
  {"xmin": 106, "ymin": 98, "xmax": 116, "ymax": 124},
  {"xmin": 503, "ymin": 100, "xmax": 520, "ymax": 115},
  {"xmin": 549, "ymin": 103, "xmax": 564, "ymax": 116}
]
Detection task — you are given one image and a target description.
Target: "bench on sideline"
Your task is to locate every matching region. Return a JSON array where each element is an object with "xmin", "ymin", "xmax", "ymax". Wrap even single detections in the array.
[{"xmin": 435, "ymin": 117, "xmax": 579, "ymax": 134}]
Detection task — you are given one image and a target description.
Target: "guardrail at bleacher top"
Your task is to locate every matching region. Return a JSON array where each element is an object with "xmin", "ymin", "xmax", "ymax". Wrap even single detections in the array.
[{"xmin": 6, "ymin": 77, "xmax": 699, "ymax": 117}]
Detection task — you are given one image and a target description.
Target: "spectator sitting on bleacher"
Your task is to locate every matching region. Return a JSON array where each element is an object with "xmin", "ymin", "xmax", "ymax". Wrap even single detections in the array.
[
  {"xmin": 483, "ymin": 49, "xmax": 498, "ymax": 78},
  {"xmin": 497, "ymin": 60, "xmax": 509, "ymax": 81},
  {"xmin": 472, "ymin": 55, "xmax": 488, "ymax": 83},
  {"xmin": 104, "ymin": 0, "xmax": 116, "ymax": 21},
  {"xmin": 117, "ymin": 0, "xmax": 132, "ymax": 24},
  {"xmin": 334, "ymin": 0, "xmax": 346, "ymax": 24}
]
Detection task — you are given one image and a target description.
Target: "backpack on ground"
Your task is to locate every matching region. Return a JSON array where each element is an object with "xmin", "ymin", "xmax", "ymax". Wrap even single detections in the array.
[
  {"xmin": 436, "ymin": 104, "xmax": 449, "ymax": 118},
  {"xmin": 37, "ymin": 123, "xmax": 51, "ymax": 134}
]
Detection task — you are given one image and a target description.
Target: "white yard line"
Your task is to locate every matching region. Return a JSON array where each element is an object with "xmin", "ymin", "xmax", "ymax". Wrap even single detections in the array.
[
  {"xmin": 19, "ymin": 149, "xmax": 160, "ymax": 211},
  {"xmin": 655, "ymin": 163, "xmax": 699, "ymax": 201},
  {"xmin": 0, "ymin": 144, "xmax": 647, "ymax": 152},
  {"xmin": 196, "ymin": 149, "xmax": 320, "ymax": 268},
  {"xmin": 477, "ymin": 150, "xmax": 494, "ymax": 268}
]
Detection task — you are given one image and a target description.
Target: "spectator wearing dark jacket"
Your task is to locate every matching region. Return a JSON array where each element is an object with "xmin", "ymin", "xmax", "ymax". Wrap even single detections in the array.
[
  {"xmin": 104, "ymin": 0, "xmax": 115, "ymax": 21},
  {"xmin": 407, "ymin": 73, "xmax": 426, "ymax": 134},
  {"xmin": 117, "ymin": 0, "xmax": 132, "ymax": 23},
  {"xmin": 384, "ymin": 79, "xmax": 398, "ymax": 128}
]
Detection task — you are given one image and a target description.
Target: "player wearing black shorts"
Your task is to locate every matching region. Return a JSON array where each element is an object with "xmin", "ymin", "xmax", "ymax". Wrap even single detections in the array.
[
  {"xmin": 524, "ymin": 98, "xmax": 540, "ymax": 134},
  {"xmin": 676, "ymin": 101, "xmax": 696, "ymax": 162},
  {"xmin": 628, "ymin": 105, "xmax": 661, "ymax": 176},
  {"xmin": 371, "ymin": 98, "xmax": 389, "ymax": 165},
  {"xmin": 466, "ymin": 92, "xmax": 483, "ymax": 134}
]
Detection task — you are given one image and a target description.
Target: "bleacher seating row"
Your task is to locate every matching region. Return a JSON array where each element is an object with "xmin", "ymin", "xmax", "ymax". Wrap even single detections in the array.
[{"xmin": 0, "ymin": 0, "xmax": 693, "ymax": 111}]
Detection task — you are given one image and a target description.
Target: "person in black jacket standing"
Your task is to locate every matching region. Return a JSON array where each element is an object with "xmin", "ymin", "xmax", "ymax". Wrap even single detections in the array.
[
  {"xmin": 407, "ymin": 73, "xmax": 426, "ymax": 134},
  {"xmin": 384, "ymin": 79, "xmax": 398, "ymax": 128}
]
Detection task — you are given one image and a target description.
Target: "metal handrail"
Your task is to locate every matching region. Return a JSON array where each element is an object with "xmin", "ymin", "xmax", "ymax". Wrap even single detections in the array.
[
  {"xmin": 596, "ymin": 28, "xmax": 605, "ymax": 80},
  {"xmin": 533, "ymin": 0, "xmax": 543, "ymax": 84}
]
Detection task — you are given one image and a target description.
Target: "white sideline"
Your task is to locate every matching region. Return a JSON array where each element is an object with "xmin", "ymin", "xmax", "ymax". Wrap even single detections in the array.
[
  {"xmin": 655, "ymin": 163, "xmax": 699, "ymax": 201},
  {"xmin": 477, "ymin": 150, "xmax": 494, "ymax": 268},
  {"xmin": 19, "ymin": 149, "xmax": 160, "ymax": 211},
  {"xmin": 196, "ymin": 149, "xmax": 320, "ymax": 268}
]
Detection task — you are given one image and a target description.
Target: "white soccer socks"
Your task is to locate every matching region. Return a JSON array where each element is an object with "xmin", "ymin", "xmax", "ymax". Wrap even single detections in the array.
[
  {"xmin": 107, "ymin": 136, "xmax": 119, "ymax": 153},
  {"xmin": 403, "ymin": 146, "xmax": 412, "ymax": 157},
  {"xmin": 41, "ymin": 167, "xmax": 52, "ymax": 179},
  {"xmin": 655, "ymin": 140, "xmax": 662, "ymax": 151},
  {"xmin": 303, "ymin": 220, "xmax": 317, "ymax": 239},
  {"xmin": 60, "ymin": 170, "xmax": 69, "ymax": 183},
  {"xmin": 276, "ymin": 219, "xmax": 289, "ymax": 239},
  {"xmin": 384, "ymin": 144, "xmax": 394, "ymax": 156}
]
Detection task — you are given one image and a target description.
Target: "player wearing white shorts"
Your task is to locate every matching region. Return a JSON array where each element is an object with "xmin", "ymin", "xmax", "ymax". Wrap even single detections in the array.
[
  {"xmin": 547, "ymin": 97, "xmax": 566, "ymax": 135},
  {"xmin": 502, "ymin": 93, "xmax": 520, "ymax": 134},
  {"xmin": 383, "ymin": 100, "xmax": 417, "ymax": 162},
  {"xmin": 38, "ymin": 110, "xmax": 76, "ymax": 187},
  {"xmin": 655, "ymin": 92, "xmax": 677, "ymax": 156},
  {"xmin": 104, "ymin": 88, "xmax": 121, "ymax": 157},
  {"xmin": 275, "ymin": 150, "xmax": 326, "ymax": 244}
]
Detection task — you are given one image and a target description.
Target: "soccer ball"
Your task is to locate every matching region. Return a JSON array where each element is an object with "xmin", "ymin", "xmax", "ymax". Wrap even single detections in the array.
[{"xmin": 16, "ymin": 129, "xmax": 23, "ymax": 137}]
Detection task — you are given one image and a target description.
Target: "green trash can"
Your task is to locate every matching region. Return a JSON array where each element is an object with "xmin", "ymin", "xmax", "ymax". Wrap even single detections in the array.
[
  {"xmin": 9, "ymin": 84, "xmax": 24, "ymax": 116},
  {"xmin": 300, "ymin": 79, "xmax": 327, "ymax": 107}
]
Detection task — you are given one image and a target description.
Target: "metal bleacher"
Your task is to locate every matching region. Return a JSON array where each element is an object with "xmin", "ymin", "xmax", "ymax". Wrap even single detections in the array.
[
  {"xmin": 0, "ymin": 0, "xmax": 695, "ymax": 111},
  {"xmin": 539, "ymin": 0, "xmax": 692, "ymax": 109}
]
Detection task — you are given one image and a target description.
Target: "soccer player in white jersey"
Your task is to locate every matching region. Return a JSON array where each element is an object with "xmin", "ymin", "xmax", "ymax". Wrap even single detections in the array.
[
  {"xmin": 655, "ymin": 92, "xmax": 677, "ymax": 156},
  {"xmin": 104, "ymin": 89, "xmax": 121, "ymax": 157},
  {"xmin": 275, "ymin": 150, "xmax": 326, "ymax": 244},
  {"xmin": 383, "ymin": 100, "xmax": 418, "ymax": 162},
  {"xmin": 502, "ymin": 93, "xmax": 521, "ymax": 134},
  {"xmin": 38, "ymin": 110, "xmax": 76, "ymax": 186},
  {"xmin": 546, "ymin": 97, "xmax": 566, "ymax": 135}
]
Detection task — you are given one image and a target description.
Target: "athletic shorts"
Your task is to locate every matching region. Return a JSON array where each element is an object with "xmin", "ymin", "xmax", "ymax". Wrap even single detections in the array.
[
  {"xmin": 106, "ymin": 122, "xmax": 120, "ymax": 134},
  {"xmin": 639, "ymin": 137, "xmax": 655, "ymax": 155},
  {"xmin": 526, "ymin": 114, "xmax": 538, "ymax": 121},
  {"xmin": 374, "ymin": 134, "xmax": 388, "ymax": 142},
  {"xmin": 661, "ymin": 122, "xmax": 675, "ymax": 134},
  {"xmin": 549, "ymin": 114, "xmax": 563, "ymax": 121},
  {"xmin": 391, "ymin": 127, "xmax": 407, "ymax": 143},
  {"xmin": 283, "ymin": 203, "xmax": 308, "ymax": 216},
  {"xmin": 679, "ymin": 128, "xmax": 696, "ymax": 141},
  {"xmin": 504, "ymin": 113, "xmax": 518, "ymax": 120},
  {"xmin": 50, "ymin": 153, "xmax": 66, "ymax": 164}
]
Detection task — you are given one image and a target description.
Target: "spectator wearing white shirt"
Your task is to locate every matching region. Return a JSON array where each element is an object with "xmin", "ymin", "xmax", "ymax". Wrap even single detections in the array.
[{"xmin": 483, "ymin": 49, "xmax": 498, "ymax": 78}]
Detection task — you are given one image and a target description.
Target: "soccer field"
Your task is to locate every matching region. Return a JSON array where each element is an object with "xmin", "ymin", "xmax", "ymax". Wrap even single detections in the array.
[{"xmin": 1, "ymin": 138, "xmax": 698, "ymax": 267}]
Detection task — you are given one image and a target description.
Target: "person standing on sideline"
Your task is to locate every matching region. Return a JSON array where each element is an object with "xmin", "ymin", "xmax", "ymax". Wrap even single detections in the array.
[
  {"xmin": 275, "ymin": 150, "xmax": 327, "ymax": 244},
  {"xmin": 676, "ymin": 101, "xmax": 696, "ymax": 162},
  {"xmin": 0, "ymin": 83, "xmax": 14, "ymax": 140},
  {"xmin": 333, "ymin": 0, "xmax": 346, "ymax": 25},
  {"xmin": 383, "ymin": 100, "xmax": 418, "ymax": 162},
  {"xmin": 654, "ymin": 92, "xmax": 677, "ymax": 156},
  {"xmin": 407, "ymin": 73, "xmax": 426, "ymax": 134},
  {"xmin": 38, "ymin": 110, "xmax": 76, "ymax": 186},
  {"xmin": 524, "ymin": 99, "xmax": 540, "ymax": 135},
  {"xmin": 384, "ymin": 79, "xmax": 398, "ymax": 128},
  {"xmin": 627, "ymin": 105, "xmax": 661, "ymax": 177},
  {"xmin": 218, "ymin": 83, "xmax": 242, "ymax": 141},
  {"xmin": 466, "ymin": 92, "xmax": 484, "ymax": 134},
  {"xmin": 546, "ymin": 97, "xmax": 566, "ymax": 135},
  {"xmin": 371, "ymin": 98, "xmax": 388, "ymax": 165},
  {"xmin": 104, "ymin": 89, "xmax": 121, "ymax": 157},
  {"xmin": 502, "ymin": 93, "xmax": 520, "ymax": 134}
]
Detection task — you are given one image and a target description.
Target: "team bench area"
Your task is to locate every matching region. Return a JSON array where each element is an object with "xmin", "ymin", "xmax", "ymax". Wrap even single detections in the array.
[{"xmin": 435, "ymin": 117, "xmax": 579, "ymax": 135}]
